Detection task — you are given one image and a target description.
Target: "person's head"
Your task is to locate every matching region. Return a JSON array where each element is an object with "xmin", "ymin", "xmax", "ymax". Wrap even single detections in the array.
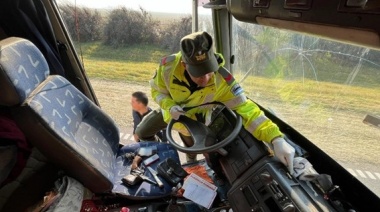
[
  {"xmin": 180, "ymin": 31, "xmax": 218, "ymax": 87},
  {"xmin": 131, "ymin": 91, "xmax": 148, "ymax": 111}
]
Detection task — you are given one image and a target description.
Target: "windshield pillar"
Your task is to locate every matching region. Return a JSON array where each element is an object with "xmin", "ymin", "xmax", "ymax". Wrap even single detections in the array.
[
  {"xmin": 192, "ymin": 0, "xmax": 199, "ymax": 32},
  {"xmin": 212, "ymin": 8, "xmax": 232, "ymax": 72}
]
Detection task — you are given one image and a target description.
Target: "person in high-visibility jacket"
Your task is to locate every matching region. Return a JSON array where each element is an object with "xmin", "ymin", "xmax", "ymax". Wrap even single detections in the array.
[{"xmin": 136, "ymin": 31, "xmax": 295, "ymax": 174}]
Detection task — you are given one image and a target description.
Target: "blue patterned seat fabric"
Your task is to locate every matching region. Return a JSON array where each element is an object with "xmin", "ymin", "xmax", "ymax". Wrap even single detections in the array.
[
  {"xmin": 26, "ymin": 75, "xmax": 121, "ymax": 181},
  {"xmin": 0, "ymin": 37, "xmax": 49, "ymax": 106},
  {"xmin": 0, "ymin": 37, "xmax": 180, "ymax": 199}
]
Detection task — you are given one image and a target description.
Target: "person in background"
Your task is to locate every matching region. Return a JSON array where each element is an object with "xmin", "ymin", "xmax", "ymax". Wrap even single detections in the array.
[
  {"xmin": 131, "ymin": 91, "xmax": 166, "ymax": 142},
  {"xmin": 131, "ymin": 91, "xmax": 151, "ymax": 142}
]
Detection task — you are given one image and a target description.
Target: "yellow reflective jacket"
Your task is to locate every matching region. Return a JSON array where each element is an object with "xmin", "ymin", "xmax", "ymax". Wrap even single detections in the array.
[{"xmin": 150, "ymin": 52, "xmax": 282, "ymax": 143}]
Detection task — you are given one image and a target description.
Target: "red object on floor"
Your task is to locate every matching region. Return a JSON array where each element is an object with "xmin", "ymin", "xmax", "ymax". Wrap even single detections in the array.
[
  {"xmin": 0, "ymin": 109, "xmax": 32, "ymax": 186},
  {"xmin": 183, "ymin": 162, "xmax": 213, "ymax": 184},
  {"xmin": 120, "ymin": 207, "xmax": 130, "ymax": 212},
  {"xmin": 80, "ymin": 200, "xmax": 99, "ymax": 212}
]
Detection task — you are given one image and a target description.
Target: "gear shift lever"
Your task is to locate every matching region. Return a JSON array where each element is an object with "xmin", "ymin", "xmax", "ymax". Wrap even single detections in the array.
[{"xmin": 165, "ymin": 183, "xmax": 186, "ymax": 212}]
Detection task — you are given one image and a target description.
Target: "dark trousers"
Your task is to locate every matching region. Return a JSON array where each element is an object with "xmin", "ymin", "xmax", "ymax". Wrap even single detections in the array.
[
  {"xmin": 135, "ymin": 109, "xmax": 167, "ymax": 141},
  {"xmin": 135, "ymin": 109, "xmax": 196, "ymax": 161}
]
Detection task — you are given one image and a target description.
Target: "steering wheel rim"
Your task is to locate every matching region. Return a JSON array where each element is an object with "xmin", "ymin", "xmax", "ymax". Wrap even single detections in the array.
[{"xmin": 166, "ymin": 106, "xmax": 242, "ymax": 154}]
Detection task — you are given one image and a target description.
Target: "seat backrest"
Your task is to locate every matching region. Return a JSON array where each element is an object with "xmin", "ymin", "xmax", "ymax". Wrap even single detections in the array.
[
  {"xmin": 0, "ymin": 37, "xmax": 49, "ymax": 106},
  {"xmin": 0, "ymin": 37, "xmax": 120, "ymax": 193}
]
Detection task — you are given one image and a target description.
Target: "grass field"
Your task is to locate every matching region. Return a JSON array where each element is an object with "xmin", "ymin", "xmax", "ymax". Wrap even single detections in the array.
[
  {"xmin": 79, "ymin": 42, "xmax": 380, "ymax": 166},
  {"xmin": 76, "ymin": 42, "xmax": 170, "ymax": 81}
]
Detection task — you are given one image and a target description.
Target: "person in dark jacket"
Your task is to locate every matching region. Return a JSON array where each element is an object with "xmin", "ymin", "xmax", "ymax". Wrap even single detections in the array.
[{"xmin": 131, "ymin": 91, "xmax": 166, "ymax": 142}]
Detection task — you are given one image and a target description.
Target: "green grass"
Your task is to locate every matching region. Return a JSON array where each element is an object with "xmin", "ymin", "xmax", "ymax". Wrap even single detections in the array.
[
  {"xmin": 76, "ymin": 42, "xmax": 170, "ymax": 82},
  {"xmin": 78, "ymin": 42, "xmax": 380, "ymax": 113},
  {"xmin": 77, "ymin": 41, "xmax": 169, "ymax": 63},
  {"xmin": 83, "ymin": 59, "xmax": 158, "ymax": 81},
  {"xmin": 253, "ymin": 54, "xmax": 380, "ymax": 88},
  {"xmin": 239, "ymin": 76, "xmax": 380, "ymax": 114}
]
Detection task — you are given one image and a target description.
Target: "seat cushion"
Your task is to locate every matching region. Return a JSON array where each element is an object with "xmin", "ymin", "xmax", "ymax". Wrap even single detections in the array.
[{"xmin": 112, "ymin": 142, "xmax": 181, "ymax": 199}]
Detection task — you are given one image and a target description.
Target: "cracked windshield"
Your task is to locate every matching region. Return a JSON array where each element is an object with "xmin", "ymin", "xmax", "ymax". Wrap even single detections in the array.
[{"xmin": 57, "ymin": 0, "xmax": 380, "ymax": 196}]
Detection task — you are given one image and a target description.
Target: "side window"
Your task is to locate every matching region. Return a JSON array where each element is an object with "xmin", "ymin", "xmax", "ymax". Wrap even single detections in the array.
[
  {"xmin": 231, "ymin": 18, "xmax": 380, "ymax": 196},
  {"xmin": 55, "ymin": 0, "xmax": 197, "ymax": 134}
]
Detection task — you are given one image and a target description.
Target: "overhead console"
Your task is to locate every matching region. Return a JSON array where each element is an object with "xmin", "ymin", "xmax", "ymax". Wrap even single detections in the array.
[{"xmin": 226, "ymin": 0, "xmax": 380, "ymax": 49}]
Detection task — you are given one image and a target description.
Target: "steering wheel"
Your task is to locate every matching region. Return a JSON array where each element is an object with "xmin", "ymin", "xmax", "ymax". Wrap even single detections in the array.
[{"xmin": 166, "ymin": 106, "xmax": 242, "ymax": 154}]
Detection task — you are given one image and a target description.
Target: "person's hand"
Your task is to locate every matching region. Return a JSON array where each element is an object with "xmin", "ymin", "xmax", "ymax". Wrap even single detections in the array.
[
  {"xmin": 133, "ymin": 134, "xmax": 140, "ymax": 142},
  {"xmin": 170, "ymin": 105, "xmax": 185, "ymax": 120},
  {"xmin": 272, "ymin": 137, "xmax": 295, "ymax": 175}
]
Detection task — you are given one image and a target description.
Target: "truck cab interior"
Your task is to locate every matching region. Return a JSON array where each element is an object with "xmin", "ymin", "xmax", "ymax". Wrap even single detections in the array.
[{"xmin": 0, "ymin": 0, "xmax": 379, "ymax": 211}]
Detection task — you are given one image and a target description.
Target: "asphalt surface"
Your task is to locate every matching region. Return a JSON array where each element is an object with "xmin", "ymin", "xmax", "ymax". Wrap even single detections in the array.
[{"xmin": 338, "ymin": 161, "xmax": 380, "ymax": 197}]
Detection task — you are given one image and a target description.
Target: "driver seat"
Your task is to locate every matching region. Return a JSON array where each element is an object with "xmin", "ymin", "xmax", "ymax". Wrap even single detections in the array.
[{"xmin": 0, "ymin": 37, "xmax": 180, "ymax": 199}]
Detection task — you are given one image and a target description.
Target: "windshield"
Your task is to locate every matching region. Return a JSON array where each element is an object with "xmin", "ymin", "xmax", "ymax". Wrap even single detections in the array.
[
  {"xmin": 231, "ymin": 19, "xmax": 380, "ymax": 196},
  {"xmin": 55, "ymin": 0, "xmax": 380, "ymax": 196}
]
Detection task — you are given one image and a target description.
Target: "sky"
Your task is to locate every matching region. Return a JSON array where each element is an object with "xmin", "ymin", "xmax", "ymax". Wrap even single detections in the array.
[{"xmin": 63, "ymin": 0, "xmax": 209, "ymax": 14}]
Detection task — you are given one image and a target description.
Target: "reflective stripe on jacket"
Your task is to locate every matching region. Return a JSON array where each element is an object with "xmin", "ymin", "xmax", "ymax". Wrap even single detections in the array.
[{"xmin": 150, "ymin": 52, "xmax": 282, "ymax": 143}]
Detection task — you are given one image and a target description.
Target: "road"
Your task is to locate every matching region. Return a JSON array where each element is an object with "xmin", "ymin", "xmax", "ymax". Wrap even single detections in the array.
[
  {"xmin": 119, "ymin": 129, "xmax": 380, "ymax": 197},
  {"xmin": 338, "ymin": 161, "xmax": 380, "ymax": 197}
]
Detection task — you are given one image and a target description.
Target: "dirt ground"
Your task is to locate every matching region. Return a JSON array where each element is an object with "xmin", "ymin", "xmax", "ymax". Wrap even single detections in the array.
[{"xmin": 90, "ymin": 79, "xmax": 157, "ymax": 129}]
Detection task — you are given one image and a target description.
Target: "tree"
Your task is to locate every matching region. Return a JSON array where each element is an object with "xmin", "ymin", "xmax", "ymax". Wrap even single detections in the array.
[
  {"xmin": 159, "ymin": 16, "xmax": 192, "ymax": 52},
  {"xmin": 103, "ymin": 7, "xmax": 159, "ymax": 47},
  {"xmin": 59, "ymin": 4, "xmax": 103, "ymax": 42}
]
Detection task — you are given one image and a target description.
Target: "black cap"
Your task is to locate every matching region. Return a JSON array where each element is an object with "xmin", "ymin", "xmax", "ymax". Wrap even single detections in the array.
[{"xmin": 180, "ymin": 31, "xmax": 219, "ymax": 77}]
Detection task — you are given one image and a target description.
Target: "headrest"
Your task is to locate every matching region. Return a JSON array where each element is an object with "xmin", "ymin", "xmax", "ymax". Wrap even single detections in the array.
[{"xmin": 0, "ymin": 37, "xmax": 49, "ymax": 106}]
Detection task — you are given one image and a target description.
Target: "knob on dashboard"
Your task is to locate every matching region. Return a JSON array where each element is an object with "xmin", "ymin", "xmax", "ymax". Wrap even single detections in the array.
[{"xmin": 283, "ymin": 203, "xmax": 296, "ymax": 212}]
